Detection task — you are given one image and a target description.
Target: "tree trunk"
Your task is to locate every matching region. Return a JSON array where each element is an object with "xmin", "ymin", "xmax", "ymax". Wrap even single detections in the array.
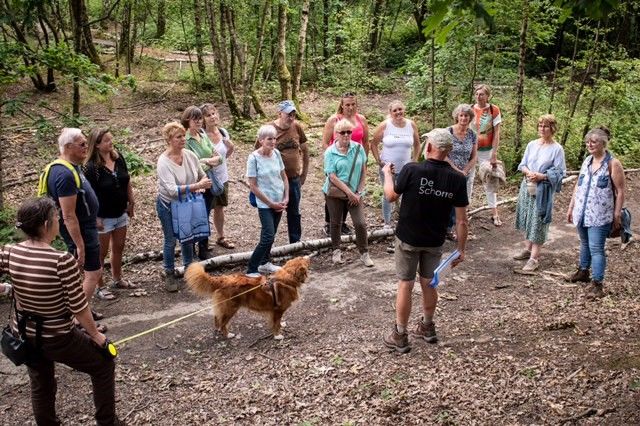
[
  {"xmin": 79, "ymin": 0, "xmax": 102, "ymax": 67},
  {"xmin": 578, "ymin": 59, "xmax": 601, "ymax": 160},
  {"xmin": 368, "ymin": 0, "xmax": 385, "ymax": 52},
  {"xmin": 119, "ymin": 0, "xmax": 133, "ymax": 74},
  {"xmin": 412, "ymin": 0, "xmax": 428, "ymax": 43},
  {"xmin": 204, "ymin": 0, "xmax": 241, "ymax": 118},
  {"xmin": 156, "ymin": 0, "xmax": 166, "ymax": 38},
  {"xmin": 561, "ymin": 23, "xmax": 600, "ymax": 147},
  {"xmin": 430, "ymin": 36, "xmax": 436, "ymax": 128},
  {"xmin": 513, "ymin": 0, "xmax": 529, "ymax": 165},
  {"xmin": 193, "ymin": 0, "xmax": 207, "ymax": 80},
  {"xmin": 469, "ymin": 30, "xmax": 479, "ymax": 103},
  {"xmin": 247, "ymin": 0, "xmax": 271, "ymax": 117},
  {"xmin": 276, "ymin": 2, "xmax": 292, "ymax": 100},
  {"xmin": 292, "ymin": 0, "xmax": 310, "ymax": 102},
  {"xmin": 322, "ymin": 0, "xmax": 330, "ymax": 59},
  {"xmin": 70, "ymin": 0, "xmax": 85, "ymax": 116},
  {"xmin": 222, "ymin": 4, "xmax": 251, "ymax": 118}
]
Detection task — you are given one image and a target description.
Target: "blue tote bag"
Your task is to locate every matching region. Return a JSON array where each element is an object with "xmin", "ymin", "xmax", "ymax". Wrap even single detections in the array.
[{"xmin": 171, "ymin": 186, "xmax": 210, "ymax": 244}]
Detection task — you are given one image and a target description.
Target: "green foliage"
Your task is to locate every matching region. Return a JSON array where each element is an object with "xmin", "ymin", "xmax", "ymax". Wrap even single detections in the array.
[{"xmin": 0, "ymin": 207, "xmax": 18, "ymax": 245}]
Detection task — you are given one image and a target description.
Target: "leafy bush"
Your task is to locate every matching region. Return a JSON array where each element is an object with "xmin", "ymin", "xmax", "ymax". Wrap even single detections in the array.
[{"xmin": 0, "ymin": 207, "xmax": 18, "ymax": 245}]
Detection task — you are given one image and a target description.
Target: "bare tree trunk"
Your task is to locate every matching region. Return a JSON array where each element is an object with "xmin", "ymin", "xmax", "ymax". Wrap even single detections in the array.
[
  {"xmin": 223, "ymin": 4, "xmax": 250, "ymax": 118},
  {"xmin": 119, "ymin": 0, "xmax": 133, "ymax": 74},
  {"xmin": 412, "ymin": 0, "xmax": 427, "ymax": 43},
  {"xmin": 561, "ymin": 23, "xmax": 600, "ymax": 147},
  {"xmin": 70, "ymin": 0, "xmax": 84, "ymax": 116},
  {"xmin": 276, "ymin": 2, "xmax": 292, "ymax": 100},
  {"xmin": 578, "ymin": 59, "xmax": 601, "ymax": 160},
  {"xmin": 322, "ymin": 0, "xmax": 330, "ymax": 59},
  {"xmin": 79, "ymin": 0, "xmax": 102, "ymax": 67},
  {"xmin": 292, "ymin": 0, "xmax": 310, "ymax": 102},
  {"xmin": 368, "ymin": 0, "xmax": 385, "ymax": 52},
  {"xmin": 469, "ymin": 30, "xmax": 479, "ymax": 103},
  {"xmin": 548, "ymin": 21, "xmax": 566, "ymax": 113},
  {"xmin": 204, "ymin": 0, "xmax": 241, "ymax": 118},
  {"xmin": 430, "ymin": 36, "xmax": 436, "ymax": 128},
  {"xmin": 193, "ymin": 0, "xmax": 207, "ymax": 80},
  {"xmin": 156, "ymin": 0, "xmax": 166, "ymax": 38},
  {"xmin": 247, "ymin": 0, "xmax": 271, "ymax": 117},
  {"xmin": 513, "ymin": 0, "xmax": 529, "ymax": 165}
]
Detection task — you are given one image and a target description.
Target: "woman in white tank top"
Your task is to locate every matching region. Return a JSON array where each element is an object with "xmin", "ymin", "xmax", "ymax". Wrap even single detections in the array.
[{"xmin": 371, "ymin": 100, "xmax": 421, "ymax": 227}]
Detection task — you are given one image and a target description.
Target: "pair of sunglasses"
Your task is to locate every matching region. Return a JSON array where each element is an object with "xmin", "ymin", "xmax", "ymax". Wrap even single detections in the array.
[{"xmin": 338, "ymin": 130, "xmax": 352, "ymax": 136}]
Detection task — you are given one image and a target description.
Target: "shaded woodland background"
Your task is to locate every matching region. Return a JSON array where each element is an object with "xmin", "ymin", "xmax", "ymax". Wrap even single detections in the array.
[{"xmin": 1, "ymin": 0, "xmax": 640, "ymax": 228}]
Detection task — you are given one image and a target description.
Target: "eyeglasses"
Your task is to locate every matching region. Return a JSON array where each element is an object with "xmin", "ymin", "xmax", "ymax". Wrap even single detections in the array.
[
  {"xmin": 585, "ymin": 140, "xmax": 601, "ymax": 146},
  {"xmin": 392, "ymin": 108, "xmax": 404, "ymax": 113},
  {"xmin": 70, "ymin": 142, "xmax": 88, "ymax": 148},
  {"xmin": 338, "ymin": 130, "xmax": 352, "ymax": 136}
]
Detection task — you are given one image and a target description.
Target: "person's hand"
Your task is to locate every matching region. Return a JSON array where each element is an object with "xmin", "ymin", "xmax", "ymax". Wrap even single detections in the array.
[
  {"xmin": 198, "ymin": 176, "xmax": 212, "ymax": 190},
  {"xmin": 91, "ymin": 331, "xmax": 107, "ymax": 347},
  {"xmin": 452, "ymin": 250, "xmax": 465, "ymax": 267},
  {"xmin": 76, "ymin": 246, "xmax": 85, "ymax": 268},
  {"xmin": 566, "ymin": 206, "xmax": 574, "ymax": 224},
  {"xmin": 208, "ymin": 156, "xmax": 222, "ymax": 167},
  {"xmin": 490, "ymin": 153, "xmax": 498, "ymax": 169},
  {"xmin": 127, "ymin": 202, "xmax": 135, "ymax": 219},
  {"xmin": 300, "ymin": 175, "xmax": 307, "ymax": 186},
  {"xmin": 613, "ymin": 212, "xmax": 622, "ymax": 231},
  {"xmin": 382, "ymin": 163, "xmax": 393, "ymax": 175},
  {"xmin": 96, "ymin": 218, "xmax": 104, "ymax": 232},
  {"xmin": 348, "ymin": 192, "xmax": 361, "ymax": 206},
  {"xmin": 270, "ymin": 201, "xmax": 286, "ymax": 212}
]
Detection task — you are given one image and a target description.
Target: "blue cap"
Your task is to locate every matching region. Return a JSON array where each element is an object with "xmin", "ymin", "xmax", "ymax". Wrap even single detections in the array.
[{"xmin": 278, "ymin": 100, "xmax": 296, "ymax": 114}]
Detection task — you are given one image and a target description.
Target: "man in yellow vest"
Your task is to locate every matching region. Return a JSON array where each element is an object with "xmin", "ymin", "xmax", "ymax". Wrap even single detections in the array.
[{"xmin": 44, "ymin": 128, "xmax": 105, "ymax": 331}]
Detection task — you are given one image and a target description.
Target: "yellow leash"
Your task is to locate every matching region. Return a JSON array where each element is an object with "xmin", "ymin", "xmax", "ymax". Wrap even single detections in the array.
[{"xmin": 114, "ymin": 285, "xmax": 262, "ymax": 346}]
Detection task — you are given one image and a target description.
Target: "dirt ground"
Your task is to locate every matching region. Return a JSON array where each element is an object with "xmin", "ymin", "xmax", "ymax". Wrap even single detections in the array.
[{"xmin": 1, "ymin": 80, "xmax": 639, "ymax": 425}]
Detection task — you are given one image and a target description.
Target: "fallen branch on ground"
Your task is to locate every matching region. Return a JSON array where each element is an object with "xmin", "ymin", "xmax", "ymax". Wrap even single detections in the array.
[{"xmin": 174, "ymin": 228, "xmax": 395, "ymax": 276}]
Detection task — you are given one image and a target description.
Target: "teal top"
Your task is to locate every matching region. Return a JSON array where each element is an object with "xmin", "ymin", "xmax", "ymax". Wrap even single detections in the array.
[
  {"xmin": 185, "ymin": 130, "xmax": 215, "ymax": 171},
  {"xmin": 323, "ymin": 141, "xmax": 366, "ymax": 194}
]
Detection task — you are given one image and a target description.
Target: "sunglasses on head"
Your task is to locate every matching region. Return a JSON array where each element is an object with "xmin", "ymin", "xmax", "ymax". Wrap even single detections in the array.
[
  {"xmin": 342, "ymin": 92, "xmax": 356, "ymax": 97},
  {"xmin": 338, "ymin": 130, "xmax": 352, "ymax": 135}
]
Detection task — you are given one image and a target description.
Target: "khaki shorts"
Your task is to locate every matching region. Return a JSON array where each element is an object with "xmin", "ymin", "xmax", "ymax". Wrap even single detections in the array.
[{"xmin": 394, "ymin": 237, "xmax": 443, "ymax": 281}]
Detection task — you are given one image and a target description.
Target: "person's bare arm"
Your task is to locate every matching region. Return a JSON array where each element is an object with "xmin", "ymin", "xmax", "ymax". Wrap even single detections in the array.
[
  {"xmin": 58, "ymin": 195, "xmax": 85, "ymax": 266},
  {"xmin": 463, "ymin": 143, "xmax": 478, "ymax": 175},
  {"xmin": 611, "ymin": 158, "xmax": 626, "ymax": 229},
  {"xmin": 453, "ymin": 206, "xmax": 468, "ymax": 266},
  {"xmin": 491, "ymin": 123, "xmax": 501, "ymax": 166},
  {"xmin": 300, "ymin": 142, "xmax": 309, "ymax": 185},
  {"xmin": 371, "ymin": 122, "xmax": 385, "ymax": 166},
  {"xmin": 566, "ymin": 179, "xmax": 580, "ymax": 223},
  {"xmin": 321, "ymin": 116, "xmax": 336, "ymax": 151},
  {"xmin": 75, "ymin": 306, "xmax": 106, "ymax": 346},
  {"xmin": 411, "ymin": 121, "xmax": 421, "ymax": 161},
  {"xmin": 360, "ymin": 114, "xmax": 370, "ymax": 156},
  {"xmin": 382, "ymin": 163, "xmax": 400, "ymax": 203},
  {"xmin": 126, "ymin": 181, "xmax": 135, "ymax": 218}
]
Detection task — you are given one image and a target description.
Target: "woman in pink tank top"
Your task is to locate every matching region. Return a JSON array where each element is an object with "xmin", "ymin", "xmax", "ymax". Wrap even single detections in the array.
[{"xmin": 321, "ymin": 93, "xmax": 370, "ymax": 235}]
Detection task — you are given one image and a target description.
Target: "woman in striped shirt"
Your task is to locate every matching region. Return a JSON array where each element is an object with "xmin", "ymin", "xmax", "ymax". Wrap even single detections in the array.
[{"xmin": 0, "ymin": 197, "xmax": 119, "ymax": 425}]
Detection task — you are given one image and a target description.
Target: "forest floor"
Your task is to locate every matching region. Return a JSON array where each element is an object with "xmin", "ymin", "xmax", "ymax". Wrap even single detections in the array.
[{"xmin": 1, "ymin": 74, "xmax": 639, "ymax": 425}]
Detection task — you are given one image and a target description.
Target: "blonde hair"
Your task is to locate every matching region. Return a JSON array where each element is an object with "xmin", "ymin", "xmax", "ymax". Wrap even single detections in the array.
[
  {"xmin": 334, "ymin": 118, "xmax": 355, "ymax": 133},
  {"xmin": 162, "ymin": 122, "xmax": 186, "ymax": 143},
  {"xmin": 538, "ymin": 114, "xmax": 558, "ymax": 134},
  {"xmin": 474, "ymin": 84, "xmax": 492, "ymax": 98}
]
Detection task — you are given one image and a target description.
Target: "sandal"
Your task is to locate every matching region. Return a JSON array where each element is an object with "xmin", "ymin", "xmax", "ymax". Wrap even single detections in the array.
[
  {"xmin": 92, "ymin": 309, "xmax": 105, "ymax": 321},
  {"xmin": 112, "ymin": 280, "xmax": 138, "ymax": 289},
  {"xmin": 95, "ymin": 287, "xmax": 117, "ymax": 300},
  {"xmin": 216, "ymin": 237, "xmax": 235, "ymax": 249},
  {"xmin": 492, "ymin": 215, "xmax": 503, "ymax": 227}
]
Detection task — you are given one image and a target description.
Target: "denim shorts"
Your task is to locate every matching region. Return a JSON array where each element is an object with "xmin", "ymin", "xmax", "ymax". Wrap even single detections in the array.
[
  {"xmin": 98, "ymin": 213, "xmax": 129, "ymax": 234},
  {"xmin": 394, "ymin": 237, "xmax": 443, "ymax": 281}
]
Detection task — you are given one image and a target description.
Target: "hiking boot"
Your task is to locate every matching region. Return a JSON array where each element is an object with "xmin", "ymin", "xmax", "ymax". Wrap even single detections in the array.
[
  {"xmin": 383, "ymin": 326, "xmax": 411, "ymax": 354},
  {"xmin": 566, "ymin": 268, "xmax": 590, "ymax": 283},
  {"xmin": 341, "ymin": 223, "xmax": 353, "ymax": 235},
  {"xmin": 332, "ymin": 249, "xmax": 343, "ymax": 264},
  {"xmin": 258, "ymin": 262, "xmax": 282, "ymax": 274},
  {"xmin": 360, "ymin": 252, "xmax": 374, "ymax": 267},
  {"xmin": 585, "ymin": 280, "xmax": 604, "ymax": 299},
  {"xmin": 513, "ymin": 249, "xmax": 532, "ymax": 260},
  {"xmin": 162, "ymin": 269, "xmax": 178, "ymax": 293},
  {"xmin": 522, "ymin": 258, "xmax": 539, "ymax": 272},
  {"xmin": 411, "ymin": 318, "xmax": 438, "ymax": 343}
]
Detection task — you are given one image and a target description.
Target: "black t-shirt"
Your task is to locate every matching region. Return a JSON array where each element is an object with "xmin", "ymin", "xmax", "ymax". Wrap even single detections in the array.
[
  {"xmin": 46, "ymin": 162, "xmax": 99, "ymax": 228},
  {"xmin": 394, "ymin": 159, "xmax": 468, "ymax": 247},
  {"xmin": 84, "ymin": 156, "xmax": 130, "ymax": 218}
]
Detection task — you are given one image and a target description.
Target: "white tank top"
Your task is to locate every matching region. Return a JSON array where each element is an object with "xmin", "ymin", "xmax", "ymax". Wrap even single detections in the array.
[{"xmin": 381, "ymin": 119, "xmax": 414, "ymax": 172}]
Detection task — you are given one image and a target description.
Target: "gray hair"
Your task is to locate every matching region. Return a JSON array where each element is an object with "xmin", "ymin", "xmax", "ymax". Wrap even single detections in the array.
[
  {"xmin": 257, "ymin": 124, "xmax": 277, "ymax": 141},
  {"xmin": 58, "ymin": 128, "xmax": 83, "ymax": 153},
  {"xmin": 452, "ymin": 104, "xmax": 474, "ymax": 123},
  {"xmin": 584, "ymin": 126, "xmax": 611, "ymax": 147},
  {"xmin": 423, "ymin": 128, "xmax": 453, "ymax": 153}
]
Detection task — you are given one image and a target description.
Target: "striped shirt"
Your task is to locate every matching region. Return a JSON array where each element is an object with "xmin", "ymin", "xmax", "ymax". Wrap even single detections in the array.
[{"xmin": 0, "ymin": 243, "xmax": 88, "ymax": 338}]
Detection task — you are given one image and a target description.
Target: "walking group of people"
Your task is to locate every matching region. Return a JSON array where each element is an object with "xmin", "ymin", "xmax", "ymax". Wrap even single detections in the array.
[{"xmin": 0, "ymin": 84, "xmax": 629, "ymax": 423}]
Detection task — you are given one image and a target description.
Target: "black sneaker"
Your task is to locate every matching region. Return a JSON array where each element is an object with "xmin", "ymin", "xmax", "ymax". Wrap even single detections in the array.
[{"xmin": 341, "ymin": 223, "xmax": 353, "ymax": 235}]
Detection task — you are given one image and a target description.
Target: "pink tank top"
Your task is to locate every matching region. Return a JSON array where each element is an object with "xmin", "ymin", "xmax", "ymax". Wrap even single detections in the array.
[{"xmin": 330, "ymin": 114, "xmax": 365, "ymax": 145}]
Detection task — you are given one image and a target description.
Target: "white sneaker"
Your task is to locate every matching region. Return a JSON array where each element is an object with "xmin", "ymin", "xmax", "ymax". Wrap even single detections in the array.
[
  {"xmin": 257, "ymin": 262, "xmax": 282, "ymax": 274},
  {"xmin": 245, "ymin": 272, "xmax": 261, "ymax": 278},
  {"xmin": 383, "ymin": 223, "xmax": 393, "ymax": 231},
  {"xmin": 360, "ymin": 252, "xmax": 374, "ymax": 267},
  {"xmin": 332, "ymin": 249, "xmax": 343, "ymax": 264},
  {"xmin": 522, "ymin": 258, "xmax": 539, "ymax": 272}
]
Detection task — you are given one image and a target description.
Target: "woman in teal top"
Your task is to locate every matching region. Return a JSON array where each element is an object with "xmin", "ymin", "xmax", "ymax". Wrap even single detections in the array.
[
  {"xmin": 181, "ymin": 105, "xmax": 221, "ymax": 260},
  {"xmin": 323, "ymin": 119, "xmax": 373, "ymax": 267}
]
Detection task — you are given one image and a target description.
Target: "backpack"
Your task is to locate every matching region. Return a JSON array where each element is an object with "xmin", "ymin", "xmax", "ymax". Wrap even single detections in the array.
[{"xmin": 37, "ymin": 159, "xmax": 81, "ymax": 197}]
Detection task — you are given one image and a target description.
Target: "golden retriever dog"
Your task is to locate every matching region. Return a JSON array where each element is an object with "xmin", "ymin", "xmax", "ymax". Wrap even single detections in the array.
[{"xmin": 185, "ymin": 256, "xmax": 310, "ymax": 340}]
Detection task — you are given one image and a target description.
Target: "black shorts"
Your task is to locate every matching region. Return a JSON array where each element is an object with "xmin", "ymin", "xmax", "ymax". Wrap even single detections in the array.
[{"xmin": 62, "ymin": 225, "xmax": 101, "ymax": 272}]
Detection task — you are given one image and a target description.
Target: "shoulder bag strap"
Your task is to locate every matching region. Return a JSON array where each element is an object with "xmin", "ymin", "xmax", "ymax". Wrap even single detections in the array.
[{"xmin": 346, "ymin": 144, "xmax": 361, "ymax": 183}]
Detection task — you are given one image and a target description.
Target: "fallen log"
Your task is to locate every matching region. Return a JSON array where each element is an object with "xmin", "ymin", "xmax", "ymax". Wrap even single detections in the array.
[
  {"xmin": 566, "ymin": 167, "xmax": 640, "ymax": 176},
  {"xmin": 174, "ymin": 228, "xmax": 395, "ymax": 276}
]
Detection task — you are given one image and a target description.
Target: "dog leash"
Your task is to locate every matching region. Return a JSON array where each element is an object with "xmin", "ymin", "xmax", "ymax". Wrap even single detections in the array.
[{"xmin": 114, "ymin": 284, "xmax": 263, "ymax": 346}]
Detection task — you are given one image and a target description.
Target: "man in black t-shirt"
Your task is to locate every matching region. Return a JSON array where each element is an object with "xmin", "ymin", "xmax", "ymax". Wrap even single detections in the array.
[{"xmin": 382, "ymin": 128, "xmax": 469, "ymax": 353}]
